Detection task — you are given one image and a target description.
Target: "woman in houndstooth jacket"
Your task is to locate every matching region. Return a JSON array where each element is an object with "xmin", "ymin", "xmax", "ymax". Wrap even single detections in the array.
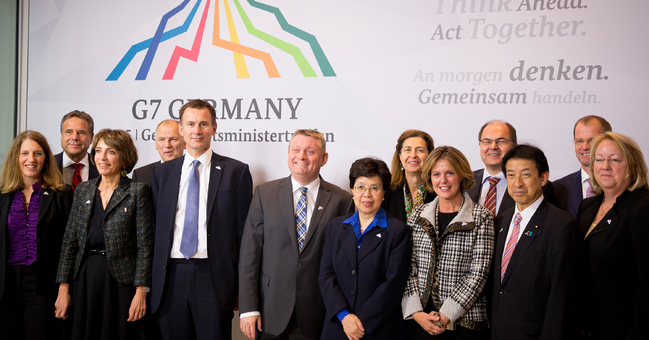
[{"xmin": 402, "ymin": 146, "xmax": 494, "ymax": 340}]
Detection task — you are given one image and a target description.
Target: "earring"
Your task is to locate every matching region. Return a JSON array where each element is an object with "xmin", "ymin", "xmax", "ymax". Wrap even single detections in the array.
[{"xmin": 121, "ymin": 167, "xmax": 127, "ymax": 177}]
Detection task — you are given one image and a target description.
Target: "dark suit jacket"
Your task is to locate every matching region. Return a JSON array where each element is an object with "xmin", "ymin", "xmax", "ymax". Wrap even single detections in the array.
[
  {"xmin": 131, "ymin": 161, "xmax": 161, "ymax": 185},
  {"xmin": 467, "ymin": 168, "xmax": 559, "ymax": 218},
  {"xmin": 318, "ymin": 212, "xmax": 410, "ymax": 340},
  {"xmin": 150, "ymin": 152, "xmax": 253, "ymax": 313},
  {"xmin": 54, "ymin": 152, "xmax": 99, "ymax": 181},
  {"xmin": 238, "ymin": 176, "xmax": 353, "ymax": 339},
  {"xmin": 0, "ymin": 185, "xmax": 73, "ymax": 299},
  {"xmin": 56, "ymin": 176, "xmax": 154, "ymax": 286},
  {"xmin": 577, "ymin": 189, "xmax": 649, "ymax": 339},
  {"xmin": 554, "ymin": 170, "xmax": 582, "ymax": 219},
  {"xmin": 382, "ymin": 187, "xmax": 435, "ymax": 223},
  {"xmin": 490, "ymin": 199, "xmax": 578, "ymax": 340}
]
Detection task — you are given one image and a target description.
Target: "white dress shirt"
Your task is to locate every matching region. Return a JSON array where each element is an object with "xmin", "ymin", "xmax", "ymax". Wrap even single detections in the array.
[
  {"xmin": 478, "ymin": 171, "xmax": 507, "ymax": 213},
  {"xmin": 580, "ymin": 168, "xmax": 592, "ymax": 199},
  {"xmin": 170, "ymin": 150, "xmax": 213, "ymax": 259},
  {"xmin": 502, "ymin": 194, "xmax": 544, "ymax": 248},
  {"xmin": 61, "ymin": 152, "xmax": 90, "ymax": 184}
]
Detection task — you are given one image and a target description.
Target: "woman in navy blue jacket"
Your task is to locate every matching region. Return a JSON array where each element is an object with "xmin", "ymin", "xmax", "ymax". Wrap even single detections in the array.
[{"xmin": 319, "ymin": 158, "xmax": 410, "ymax": 340}]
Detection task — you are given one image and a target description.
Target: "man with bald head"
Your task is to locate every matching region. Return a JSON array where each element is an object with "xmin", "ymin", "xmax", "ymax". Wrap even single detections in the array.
[
  {"xmin": 554, "ymin": 115, "xmax": 612, "ymax": 218},
  {"xmin": 132, "ymin": 119, "xmax": 185, "ymax": 184}
]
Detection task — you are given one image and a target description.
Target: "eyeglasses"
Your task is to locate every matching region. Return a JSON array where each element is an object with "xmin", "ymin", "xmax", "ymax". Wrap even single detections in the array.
[
  {"xmin": 574, "ymin": 138, "xmax": 595, "ymax": 147},
  {"xmin": 353, "ymin": 184, "xmax": 383, "ymax": 196},
  {"xmin": 479, "ymin": 138, "xmax": 513, "ymax": 146}
]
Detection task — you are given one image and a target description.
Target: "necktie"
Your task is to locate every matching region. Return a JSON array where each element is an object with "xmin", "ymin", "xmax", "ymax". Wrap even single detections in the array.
[
  {"xmin": 180, "ymin": 160, "xmax": 200, "ymax": 259},
  {"xmin": 501, "ymin": 212, "xmax": 522, "ymax": 282},
  {"xmin": 296, "ymin": 187, "xmax": 307, "ymax": 252},
  {"xmin": 585, "ymin": 178, "xmax": 596, "ymax": 198},
  {"xmin": 485, "ymin": 177, "xmax": 500, "ymax": 216},
  {"xmin": 71, "ymin": 163, "xmax": 84, "ymax": 191}
]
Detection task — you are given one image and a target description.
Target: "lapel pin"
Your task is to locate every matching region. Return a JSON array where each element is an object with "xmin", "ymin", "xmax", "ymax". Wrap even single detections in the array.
[
  {"xmin": 85, "ymin": 200, "xmax": 91, "ymax": 204},
  {"xmin": 499, "ymin": 228, "xmax": 504, "ymax": 233},
  {"xmin": 43, "ymin": 192, "xmax": 49, "ymax": 195},
  {"xmin": 318, "ymin": 206, "xmax": 323, "ymax": 210},
  {"xmin": 535, "ymin": 225, "xmax": 539, "ymax": 229},
  {"xmin": 377, "ymin": 234, "xmax": 381, "ymax": 238},
  {"xmin": 124, "ymin": 208, "xmax": 128, "ymax": 212},
  {"xmin": 525, "ymin": 231, "xmax": 533, "ymax": 236},
  {"xmin": 462, "ymin": 222, "xmax": 467, "ymax": 226},
  {"xmin": 607, "ymin": 219, "xmax": 611, "ymax": 224},
  {"xmin": 215, "ymin": 166, "xmax": 221, "ymax": 170}
]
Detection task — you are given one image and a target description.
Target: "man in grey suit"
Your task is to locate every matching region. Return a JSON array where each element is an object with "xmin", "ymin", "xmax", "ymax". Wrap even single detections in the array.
[
  {"xmin": 132, "ymin": 119, "xmax": 185, "ymax": 184},
  {"xmin": 239, "ymin": 129, "xmax": 353, "ymax": 340},
  {"xmin": 554, "ymin": 115, "xmax": 611, "ymax": 218}
]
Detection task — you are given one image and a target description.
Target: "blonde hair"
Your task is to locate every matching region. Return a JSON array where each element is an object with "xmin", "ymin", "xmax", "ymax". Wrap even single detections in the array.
[
  {"xmin": 0, "ymin": 131, "xmax": 65, "ymax": 193},
  {"xmin": 589, "ymin": 132, "xmax": 648, "ymax": 194},
  {"xmin": 290, "ymin": 129, "xmax": 326, "ymax": 154},
  {"xmin": 389, "ymin": 130, "xmax": 434, "ymax": 190},
  {"xmin": 421, "ymin": 146, "xmax": 474, "ymax": 193}
]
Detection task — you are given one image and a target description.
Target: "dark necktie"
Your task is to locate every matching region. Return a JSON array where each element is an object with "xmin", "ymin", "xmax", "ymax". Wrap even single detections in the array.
[
  {"xmin": 485, "ymin": 177, "xmax": 500, "ymax": 216},
  {"xmin": 296, "ymin": 187, "xmax": 307, "ymax": 252},
  {"xmin": 71, "ymin": 163, "xmax": 84, "ymax": 191}
]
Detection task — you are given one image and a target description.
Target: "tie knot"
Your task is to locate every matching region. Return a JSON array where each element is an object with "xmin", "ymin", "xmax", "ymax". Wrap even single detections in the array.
[
  {"xmin": 299, "ymin": 187, "xmax": 307, "ymax": 195},
  {"xmin": 192, "ymin": 160, "xmax": 201, "ymax": 168},
  {"xmin": 72, "ymin": 163, "xmax": 83, "ymax": 170},
  {"xmin": 488, "ymin": 177, "xmax": 501, "ymax": 185}
]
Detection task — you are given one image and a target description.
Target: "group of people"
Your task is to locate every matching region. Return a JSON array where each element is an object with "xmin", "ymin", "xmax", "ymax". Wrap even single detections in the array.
[{"xmin": 0, "ymin": 101, "xmax": 645, "ymax": 340}]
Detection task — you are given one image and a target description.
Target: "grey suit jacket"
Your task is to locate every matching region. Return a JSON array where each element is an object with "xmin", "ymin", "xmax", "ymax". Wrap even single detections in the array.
[{"xmin": 238, "ymin": 176, "xmax": 353, "ymax": 339}]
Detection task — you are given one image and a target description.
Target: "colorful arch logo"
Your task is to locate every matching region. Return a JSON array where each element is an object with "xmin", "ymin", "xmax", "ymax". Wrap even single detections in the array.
[{"xmin": 106, "ymin": 0, "xmax": 336, "ymax": 80}]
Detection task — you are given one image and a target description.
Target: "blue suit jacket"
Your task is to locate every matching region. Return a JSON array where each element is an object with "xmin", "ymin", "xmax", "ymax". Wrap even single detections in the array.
[
  {"xmin": 149, "ymin": 152, "xmax": 253, "ymax": 312},
  {"xmin": 554, "ymin": 170, "xmax": 582, "ymax": 219},
  {"xmin": 318, "ymin": 212, "xmax": 410, "ymax": 339}
]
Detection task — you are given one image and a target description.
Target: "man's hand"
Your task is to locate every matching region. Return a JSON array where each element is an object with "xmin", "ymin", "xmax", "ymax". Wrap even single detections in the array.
[{"xmin": 240, "ymin": 315, "xmax": 262, "ymax": 340}]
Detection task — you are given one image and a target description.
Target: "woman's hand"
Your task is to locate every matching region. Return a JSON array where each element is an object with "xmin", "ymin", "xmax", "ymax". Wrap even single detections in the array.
[
  {"xmin": 54, "ymin": 283, "xmax": 71, "ymax": 320},
  {"xmin": 341, "ymin": 314, "xmax": 365, "ymax": 340},
  {"xmin": 127, "ymin": 287, "xmax": 147, "ymax": 322},
  {"xmin": 413, "ymin": 311, "xmax": 446, "ymax": 335}
]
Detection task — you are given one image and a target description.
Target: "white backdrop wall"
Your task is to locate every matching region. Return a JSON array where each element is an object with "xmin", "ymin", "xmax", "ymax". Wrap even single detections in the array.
[{"xmin": 26, "ymin": 0, "xmax": 649, "ymax": 189}]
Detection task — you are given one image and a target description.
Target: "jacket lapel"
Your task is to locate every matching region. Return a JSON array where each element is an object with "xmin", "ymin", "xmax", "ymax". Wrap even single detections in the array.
[
  {"xmin": 302, "ymin": 178, "xmax": 331, "ymax": 251},
  {"xmin": 358, "ymin": 227, "xmax": 387, "ymax": 263},
  {"xmin": 37, "ymin": 188, "xmax": 54, "ymax": 225},
  {"xmin": 206, "ymin": 152, "xmax": 223, "ymax": 224},
  {"xmin": 104, "ymin": 177, "xmax": 130, "ymax": 217},
  {"xmin": 501, "ymin": 200, "xmax": 548, "ymax": 285},
  {"xmin": 340, "ymin": 223, "xmax": 358, "ymax": 267},
  {"xmin": 279, "ymin": 177, "xmax": 300, "ymax": 253},
  {"xmin": 570, "ymin": 171, "xmax": 583, "ymax": 209}
]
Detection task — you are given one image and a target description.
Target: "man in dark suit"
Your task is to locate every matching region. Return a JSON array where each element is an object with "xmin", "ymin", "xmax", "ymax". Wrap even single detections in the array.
[
  {"xmin": 238, "ymin": 129, "xmax": 352, "ymax": 340},
  {"xmin": 54, "ymin": 110, "xmax": 99, "ymax": 189},
  {"xmin": 466, "ymin": 120, "xmax": 518, "ymax": 216},
  {"xmin": 554, "ymin": 115, "xmax": 612, "ymax": 218},
  {"xmin": 490, "ymin": 145, "xmax": 578, "ymax": 340},
  {"xmin": 132, "ymin": 119, "xmax": 185, "ymax": 184},
  {"xmin": 150, "ymin": 99, "xmax": 253, "ymax": 340}
]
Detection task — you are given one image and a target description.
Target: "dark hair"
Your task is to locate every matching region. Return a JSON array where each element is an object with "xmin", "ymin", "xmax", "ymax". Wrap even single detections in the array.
[
  {"xmin": 478, "ymin": 120, "xmax": 517, "ymax": 143},
  {"xmin": 390, "ymin": 130, "xmax": 435, "ymax": 190},
  {"xmin": 349, "ymin": 157, "xmax": 391, "ymax": 192},
  {"xmin": 573, "ymin": 115, "xmax": 612, "ymax": 138},
  {"xmin": 60, "ymin": 110, "xmax": 95, "ymax": 135},
  {"xmin": 422, "ymin": 146, "xmax": 474, "ymax": 192},
  {"xmin": 91, "ymin": 129, "xmax": 139, "ymax": 174},
  {"xmin": 179, "ymin": 99, "xmax": 216, "ymax": 125},
  {"xmin": 501, "ymin": 144, "xmax": 549, "ymax": 175}
]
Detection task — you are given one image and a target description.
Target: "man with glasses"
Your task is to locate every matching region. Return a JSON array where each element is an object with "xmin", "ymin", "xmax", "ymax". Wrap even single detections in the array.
[
  {"xmin": 554, "ymin": 116, "xmax": 612, "ymax": 218},
  {"xmin": 467, "ymin": 120, "xmax": 518, "ymax": 218},
  {"xmin": 239, "ymin": 129, "xmax": 352, "ymax": 340}
]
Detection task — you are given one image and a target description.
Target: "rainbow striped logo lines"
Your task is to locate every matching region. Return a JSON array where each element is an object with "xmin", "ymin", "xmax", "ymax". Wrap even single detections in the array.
[{"xmin": 106, "ymin": 0, "xmax": 335, "ymax": 80}]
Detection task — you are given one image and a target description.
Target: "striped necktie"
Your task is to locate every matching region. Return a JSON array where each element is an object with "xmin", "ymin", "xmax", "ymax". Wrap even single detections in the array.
[
  {"xmin": 296, "ymin": 187, "xmax": 307, "ymax": 252},
  {"xmin": 501, "ymin": 212, "xmax": 522, "ymax": 282},
  {"xmin": 485, "ymin": 177, "xmax": 500, "ymax": 216},
  {"xmin": 71, "ymin": 163, "xmax": 84, "ymax": 191}
]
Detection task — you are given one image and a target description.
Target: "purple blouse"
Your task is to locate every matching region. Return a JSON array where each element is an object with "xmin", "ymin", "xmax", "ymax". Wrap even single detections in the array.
[{"xmin": 7, "ymin": 182, "xmax": 42, "ymax": 266}]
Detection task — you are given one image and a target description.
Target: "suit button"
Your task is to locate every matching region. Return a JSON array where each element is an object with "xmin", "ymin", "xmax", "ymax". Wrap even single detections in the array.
[
  {"xmin": 499, "ymin": 289, "xmax": 504, "ymax": 295},
  {"xmin": 351, "ymin": 291, "xmax": 355, "ymax": 296},
  {"xmin": 298, "ymin": 262, "xmax": 302, "ymax": 267},
  {"xmin": 351, "ymin": 270, "xmax": 356, "ymax": 275}
]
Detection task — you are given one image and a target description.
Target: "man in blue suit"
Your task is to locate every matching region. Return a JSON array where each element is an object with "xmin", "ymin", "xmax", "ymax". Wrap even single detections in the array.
[
  {"xmin": 554, "ymin": 116, "xmax": 611, "ymax": 218},
  {"xmin": 150, "ymin": 99, "xmax": 253, "ymax": 340}
]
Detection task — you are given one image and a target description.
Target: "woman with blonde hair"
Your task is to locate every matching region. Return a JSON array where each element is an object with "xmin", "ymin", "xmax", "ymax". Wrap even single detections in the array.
[{"xmin": 0, "ymin": 131, "xmax": 73, "ymax": 340}]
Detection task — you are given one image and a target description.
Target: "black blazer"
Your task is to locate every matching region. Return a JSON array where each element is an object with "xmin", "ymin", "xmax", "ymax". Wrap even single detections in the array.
[
  {"xmin": 54, "ymin": 152, "xmax": 99, "ymax": 181},
  {"xmin": 0, "ymin": 185, "xmax": 73, "ymax": 299},
  {"xmin": 150, "ymin": 152, "xmax": 253, "ymax": 312},
  {"xmin": 554, "ymin": 170, "xmax": 582, "ymax": 219},
  {"xmin": 318, "ymin": 212, "xmax": 410, "ymax": 340},
  {"xmin": 490, "ymin": 199, "xmax": 579, "ymax": 340},
  {"xmin": 131, "ymin": 161, "xmax": 161, "ymax": 185},
  {"xmin": 577, "ymin": 189, "xmax": 649, "ymax": 339},
  {"xmin": 382, "ymin": 186, "xmax": 435, "ymax": 223}
]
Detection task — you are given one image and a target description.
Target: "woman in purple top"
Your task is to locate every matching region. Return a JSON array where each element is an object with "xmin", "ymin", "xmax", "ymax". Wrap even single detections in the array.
[{"xmin": 0, "ymin": 131, "xmax": 73, "ymax": 340}]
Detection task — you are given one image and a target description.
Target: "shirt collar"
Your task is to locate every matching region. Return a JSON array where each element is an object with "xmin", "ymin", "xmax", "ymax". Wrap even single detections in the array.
[
  {"xmin": 513, "ymin": 194, "xmax": 544, "ymax": 222},
  {"xmin": 62, "ymin": 152, "xmax": 89, "ymax": 168},
  {"xmin": 343, "ymin": 208, "xmax": 388, "ymax": 239},
  {"xmin": 481, "ymin": 170, "xmax": 505, "ymax": 185},
  {"xmin": 291, "ymin": 176, "xmax": 320, "ymax": 193},
  {"xmin": 183, "ymin": 149, "xmax": 212, "ymax": 169}
]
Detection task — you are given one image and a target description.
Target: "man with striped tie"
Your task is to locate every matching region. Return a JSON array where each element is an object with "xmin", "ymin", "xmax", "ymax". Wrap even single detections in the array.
[
  {"xmin": 490, "ymin": 145, "xmax": 579, "ymax": 340},
  {"xmin": 239, "ymin": 129, "xmax": 352, "ymax": 340},
  {"xmin": 54, "ymin": 110, "xmax": 99, "ymax": 190}
]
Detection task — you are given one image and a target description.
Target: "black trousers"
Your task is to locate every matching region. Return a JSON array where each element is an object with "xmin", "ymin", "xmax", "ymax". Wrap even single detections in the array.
[{"xmin": 156, "ymin": 259, "xmax": 233, "ymax": 340}]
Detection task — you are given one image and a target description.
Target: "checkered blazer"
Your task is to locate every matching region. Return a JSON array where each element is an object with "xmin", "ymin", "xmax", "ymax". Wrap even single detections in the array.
[{"xmin": 402, "ymin": 192, "xmax": 494, "ymax": 328}]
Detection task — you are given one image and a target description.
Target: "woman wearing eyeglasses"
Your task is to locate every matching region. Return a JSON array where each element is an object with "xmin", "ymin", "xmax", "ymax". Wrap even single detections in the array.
[
  {"xmin": 402, "ymin": 146, "xmax": 493, "ymax": 340},
  {"xmin": 575, "ymin": 132, "xmax": 649, "ymax": 339},
  {"xmin": 319, "ymin": 158, "xmax": 410, "ymax": 340}
]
